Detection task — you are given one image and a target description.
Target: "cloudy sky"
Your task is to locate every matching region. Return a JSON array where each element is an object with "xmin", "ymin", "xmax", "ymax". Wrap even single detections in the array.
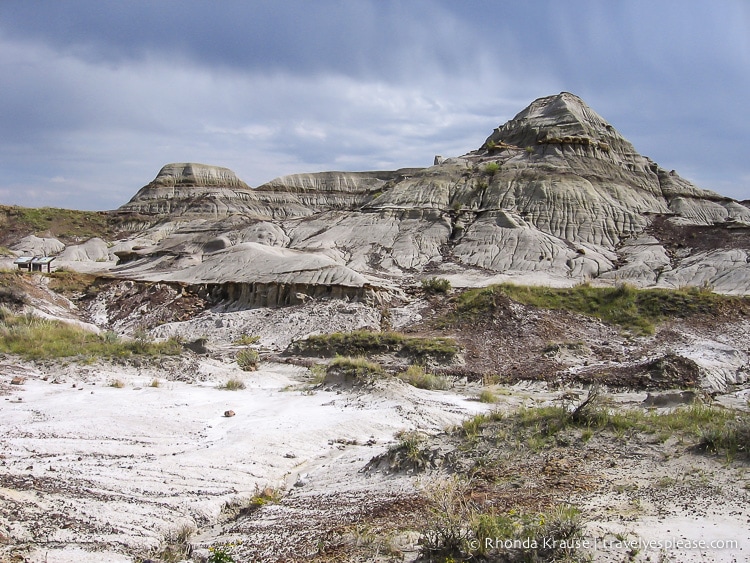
[{"xmin": 0, "ymin": 1, "xmax": 748, "ymax": 210}]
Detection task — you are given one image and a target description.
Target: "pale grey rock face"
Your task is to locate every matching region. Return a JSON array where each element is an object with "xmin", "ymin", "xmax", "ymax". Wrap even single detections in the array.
[
  {"xmin": 58, "ymin": 237, "xmax": 111, "ymax": 262},
  {"xmin": 659, "ymin": 249, "xmax": 750, "ymax": 294},
  {"xmin": 109, "ymin": 93, "xmax": 750, "ymax": 295},
  {"xmin": 12, "ymin": 235, "xmax": 65, "ymax": 256}
]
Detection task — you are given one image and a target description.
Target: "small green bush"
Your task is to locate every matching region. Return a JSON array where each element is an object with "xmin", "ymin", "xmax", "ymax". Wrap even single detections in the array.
[
  {"xmin": 236, "ymin": 348, "xmax": 259, "ymax": 371},
  {"xmin": 207, "ymin": 544, "xmax": 236, "ymax": 563},
  {"xmin": 472, "ymin": 505, "xmax": 586, "ymax": 561},
  {"xmin": 484, "ymin": 161, "xmax": 500, "ymax": 176},
  {"xmin": 421, "ymin": 277, "xmax": 451, "ymax": 295},
  {"xmin": 233, "ymin": 334, "xmax": 260, "ymax": 345},
  {"xmin": 249, "ymin": 485, "xmax": 282, "ymax": 508}
]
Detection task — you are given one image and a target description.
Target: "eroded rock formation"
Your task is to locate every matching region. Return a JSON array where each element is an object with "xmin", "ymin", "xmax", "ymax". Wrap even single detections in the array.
[{"xmin": 110, "ymin": 93, "xmax": 750, "ymax": 297}]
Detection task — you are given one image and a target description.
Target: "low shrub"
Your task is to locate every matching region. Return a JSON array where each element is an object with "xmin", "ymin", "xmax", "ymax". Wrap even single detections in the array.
[
  {"xmin": 419, "ymin": 476, "xmax": 587, "ymax": 561},
  {"xmin": 249, "ymin": 484, "xmax": 282, "ymax": 508},
  {"xmin": 698, "ymin": 414, "xmax": 750, "ymax": 459},
  {"xmin": 472, "ymin": 505, "xmax": 586, "ymax": 561},
  {"xmin": 236, "ymin": 348, "xmax": 259, "ymax": 371},
  {"xmin": 233, "ymin": 334, "xmax": 260, "ymax": 345},
  {"xmin": 484, "ymin": 161, "xmax": 500, "ymax": 176},
  {"xmin": 388, "ymin": 430, "xmax": 432, "ymax": 471},
  {"xmin": 421, "ymin": 277, "xmax": 452, "ymax": 295},
  {"xmin": 207, "ymin": 545, "xmax": 236, "ymax": 563}
]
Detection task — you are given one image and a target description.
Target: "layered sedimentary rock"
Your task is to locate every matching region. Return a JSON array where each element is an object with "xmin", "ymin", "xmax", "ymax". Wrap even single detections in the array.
[{"xmin": 112, "ymin": 93, "xmax": 750, "ymax": 296}]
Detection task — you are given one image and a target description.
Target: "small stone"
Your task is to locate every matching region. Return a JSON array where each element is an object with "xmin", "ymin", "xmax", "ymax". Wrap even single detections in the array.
[
  {"xmin": 224, "ymin": 410, "xmax": 235, "ymax": 417},
  {"xmin": 10, "ymin": 376, "xmax": 25, "ymax": 385}
]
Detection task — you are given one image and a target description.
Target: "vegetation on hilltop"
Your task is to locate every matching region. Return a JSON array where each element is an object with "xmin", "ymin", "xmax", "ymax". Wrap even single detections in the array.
[
  {"xmin": 0, "ymin": 204, "xmax": 119, "ymax": 244},
  {"xmin": 442, "ymin": 282, "xmax": 749, "ymax": 335}
]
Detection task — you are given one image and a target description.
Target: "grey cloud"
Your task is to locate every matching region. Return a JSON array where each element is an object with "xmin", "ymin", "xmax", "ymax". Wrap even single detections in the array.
[{"xmin": 0, "ymin": 1, "xmax": 748, "ymax": 210}]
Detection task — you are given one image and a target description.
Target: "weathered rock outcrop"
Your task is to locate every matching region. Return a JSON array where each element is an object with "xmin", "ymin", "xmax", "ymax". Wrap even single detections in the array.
[
  {"xmin": 118, "ymin": 162, "xmax": 255, "ymax": 216},
  {"xmin": 120, "ymin": 164, "xmax": 421, "ymax": 220},
  {"xmin": 111, "ymin": 93, "xmax": 750, "ymax": 295}
]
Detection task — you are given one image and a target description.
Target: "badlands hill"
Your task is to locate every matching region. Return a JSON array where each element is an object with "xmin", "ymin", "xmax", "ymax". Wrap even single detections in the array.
[
  {"xmin": 110, "ymin": 92, "xmax": 750, "ymax": 301},
  {"xmin": 3, "ymin": 93, "xmax": 750, "ymax": 563}
]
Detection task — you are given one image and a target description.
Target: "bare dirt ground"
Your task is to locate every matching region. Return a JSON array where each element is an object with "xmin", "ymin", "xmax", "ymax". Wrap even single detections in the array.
[
  {"xmin": 1, "ymin": 272, "xmax": 749, "ymax": 562},
  {"xmin": 2, "ymin": 356, "xmax": 748, "ymax": 562}
]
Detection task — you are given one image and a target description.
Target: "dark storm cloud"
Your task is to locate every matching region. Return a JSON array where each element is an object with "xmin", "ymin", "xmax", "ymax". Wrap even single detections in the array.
[{"xmin": 0, "ymin": 1, "xmax": 747, "ymax": 209}]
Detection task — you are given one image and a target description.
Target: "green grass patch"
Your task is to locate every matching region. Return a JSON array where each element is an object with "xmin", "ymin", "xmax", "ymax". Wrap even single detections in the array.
[
  {"xmin": 445, "ymin": 282, "xmax": 746, "ymax": 335},
  {"xmin": 46, "ymin": 270, "xmax": 102, "ymax": 297},
  {"xmin": 0, "ymin": 309, "xmax": 182, "ymax": 361},
  {"xmin": 419, "ymin": 476, "xmax": 587, "ymax": 561},
  {"xmin": 478, "ymin": 389, "xmax": 498, "ymax": 403},
  {"xmin": 220, "ymin": 377, "xmax": 246, "ymax": 390},
  {"xmin": 0, "ymin": 204, "xmax": 118, "ymax": 243},
  {"xmin": 698, "ymin": 415, "xmax": 750, "ymax": 459},
  {"xmin": 459, "ymin": 391, "xmax": 738, "ymax": 456},
  {"xmin": 289, "ymin": 330, "xmax": 459, "ymax": 362},
  {"xmin": 323, "ymin": 356, "xmax": 384, "ymax": 384},
  {"xmin": 398, "ymin": 364, "xmax": 449, "ymax": 390}
]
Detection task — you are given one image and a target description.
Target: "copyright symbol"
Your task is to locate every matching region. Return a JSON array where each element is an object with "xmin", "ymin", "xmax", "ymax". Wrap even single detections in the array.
[{"xmin": 468, "ymin": 539, "xmax": 480, "ymax": 550}]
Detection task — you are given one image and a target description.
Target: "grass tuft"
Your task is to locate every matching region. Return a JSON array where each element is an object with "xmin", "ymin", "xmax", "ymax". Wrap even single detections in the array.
[
  {"xmin": 478, "ymin": 389, "xmax": 498, "ymax": 403},
  {"xmin": 220, "ymin": 378, "xmax": 246, "ymax": 391},
  {"xmin": 398, "ymin": 364, "xmax": 449, "ymax": 390},
  {"xmin": 236, "ymin": 348, "xmax": 259, "ymax": 371}
]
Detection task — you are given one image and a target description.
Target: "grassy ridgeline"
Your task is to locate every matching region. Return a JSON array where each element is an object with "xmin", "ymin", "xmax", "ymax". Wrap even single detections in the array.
[
  {"xmin": 289, "ymin": 330, "xmax": 459, "ymax": 362},
  {"xmin": 0, "ymin": 309, "xmax": 181, "ymax": 360},
  {"xmin": 449, "ymin": 283, "xmax": 746, "ymax": 335}
]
